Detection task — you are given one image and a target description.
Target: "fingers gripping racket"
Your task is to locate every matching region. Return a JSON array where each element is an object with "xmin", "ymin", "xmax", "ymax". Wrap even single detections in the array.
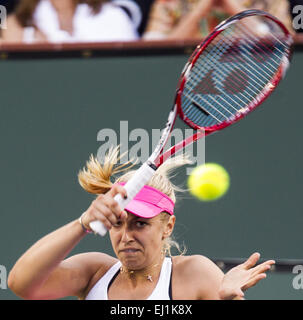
[{"xmin": 90, "ymin": 9, "xmax": 293, "ymax": 236}]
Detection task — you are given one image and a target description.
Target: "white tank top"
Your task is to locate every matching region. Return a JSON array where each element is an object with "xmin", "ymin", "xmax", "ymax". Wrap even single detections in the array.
[{"xmin": 85, "ymin": 257, "xmax": 173, "ymax": 300}]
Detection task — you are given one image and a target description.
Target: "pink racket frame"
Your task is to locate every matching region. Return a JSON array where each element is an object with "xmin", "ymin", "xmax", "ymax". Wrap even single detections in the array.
[{"xmin": 159, "ymin": 10, "xmax": 293, "ymax": 165}]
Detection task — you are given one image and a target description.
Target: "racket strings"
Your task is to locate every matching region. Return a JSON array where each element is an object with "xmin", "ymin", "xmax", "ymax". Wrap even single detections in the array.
[
  {"xmin": 192, "ymin": 51, "xmax": 261, "ymax": 106},
  {"xmin": 184, "ymin": 44, "xmax": 265, "ymax": 120},
  {"xmin": 239, "ymin": 20, "xmax": 290, "ymax": 55},
  {"xmin": 183, "ymin": 57, "xmax": 271, "ymax": 125},
  {"xmin": 221, "ymin": 36, "xmax": 280, "ymax": 81},
  {"xmin": 189, "ymin": 70, "xmax": 240, "ymax": 114},
  {"xmin": 182, "ymin": 91, "xmax": 226, "ymax": 122},
  {"xmin": 183, "ymin": 32, "xmax": 288, "ymax": 126},
  {"xmin": 183, "ymin": 66, "xmax": 230, "ymax": 123},
  {"xmin": 236, "ymin": 25, "xmax": 286, "ymax": 75},
  {"xmin": 184, "ymin": 42, "xmax": 265, "ymax": 121},
  {"xmin": 201, "ymin": 27, "xmax": 283, "ymax": 91},
  {"xmin": 181, "ymin": 21, "xmax": 289, "ymax": 126},
  {"xmin": 183, "ymin": 39, "xmax": 255, "ymax": 121},
  {"xmin": 199, "ymin": 34, "xmax": 278, "ymax": 96},
  {"xmin": 227, "ymin": 19, "xmax": 289, "ymax": 74},
  {"xmin": 185, "ymin": 50, "xmax": 271, "ymax": 123}
]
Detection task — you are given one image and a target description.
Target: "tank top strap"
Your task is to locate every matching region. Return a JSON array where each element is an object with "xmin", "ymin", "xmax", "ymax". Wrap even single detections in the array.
[
  {"xmin": 85, "ymin": 260, "xmax": 121, "ymax": 300},
  {"xmin": 147, "ymin": 257, "xmax": 172, "ymax": 300}
]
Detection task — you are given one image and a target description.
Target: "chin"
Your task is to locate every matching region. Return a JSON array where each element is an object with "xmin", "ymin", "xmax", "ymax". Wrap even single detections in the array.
[{"xmin": 120, "ymin": 256, "xmax": 144, "ymax": 270}]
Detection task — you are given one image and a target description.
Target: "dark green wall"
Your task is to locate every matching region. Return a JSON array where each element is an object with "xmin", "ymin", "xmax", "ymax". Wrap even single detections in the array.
[{"xmin": 0, "ymin": 50, "xmax": 302, "ymax": 299}]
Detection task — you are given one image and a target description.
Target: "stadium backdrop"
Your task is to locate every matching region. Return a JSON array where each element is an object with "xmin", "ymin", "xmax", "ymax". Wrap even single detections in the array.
[{"xmin": 0, "ymin": 38, "xmax": 302, "ymax": 299}]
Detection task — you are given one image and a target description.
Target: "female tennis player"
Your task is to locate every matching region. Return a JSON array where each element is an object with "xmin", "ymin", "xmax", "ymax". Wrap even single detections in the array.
[{"xmin": 8, "ymin": 148, "xmax": 274, "ymax": 300}]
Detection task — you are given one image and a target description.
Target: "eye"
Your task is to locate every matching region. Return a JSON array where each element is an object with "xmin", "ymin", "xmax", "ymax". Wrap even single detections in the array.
[
  {"xmin": 135, "ymin": 221, "xmax": 147, "ymax": 228},
  {"xmin": 113, "ymin": 220, "xmax": 123, "ymax": 228}
]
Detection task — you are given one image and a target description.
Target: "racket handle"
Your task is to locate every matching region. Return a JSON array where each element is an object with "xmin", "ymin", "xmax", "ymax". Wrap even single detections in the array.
[
  {"xmin": 89, "ymin": 162, "xmax": 156, "ymax": 236},
  {"xmin": 89, "ymin": 220, "xmax": 108, "ymax": 237}
]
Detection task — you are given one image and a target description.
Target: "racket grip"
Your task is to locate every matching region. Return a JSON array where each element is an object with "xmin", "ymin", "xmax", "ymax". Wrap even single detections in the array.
[{"xmin": 89, "ymin": 162, "xmax": 156, "ymax": 236}]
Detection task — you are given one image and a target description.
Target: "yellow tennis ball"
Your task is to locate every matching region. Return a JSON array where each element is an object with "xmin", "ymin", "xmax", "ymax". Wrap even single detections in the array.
[{"xmin": 188, "ymin": 163, "xmax": 230, "ymax": 201}]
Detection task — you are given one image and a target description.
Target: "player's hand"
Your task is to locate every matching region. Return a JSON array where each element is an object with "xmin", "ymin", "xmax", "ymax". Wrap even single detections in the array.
[
  {"xmin": 218, "ymin": 252, "xmax": 275, "ymax": 300},
  {"xmin": 82, "ymin": 184, "xmax": 128, "ymax": 231}
]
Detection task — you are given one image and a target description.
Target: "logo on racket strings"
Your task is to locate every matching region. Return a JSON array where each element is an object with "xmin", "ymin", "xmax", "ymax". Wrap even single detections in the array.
[{"xmin": 96, "ymin": 121, "xmax": 205, "ymax": 175}]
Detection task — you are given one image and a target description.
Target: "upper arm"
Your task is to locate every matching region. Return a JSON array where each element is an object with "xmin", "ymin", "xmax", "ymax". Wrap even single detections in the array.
[
  {"xmin": 195, "ymin": 255, "xmax": 224, "ymax": 300},
  {"xmin": 177, "ymin": 255, "xmax": 224, "ymax": 300},
  {"xmin": 28, "ymin": 252, "xmax": 116, "ymax": 300}
]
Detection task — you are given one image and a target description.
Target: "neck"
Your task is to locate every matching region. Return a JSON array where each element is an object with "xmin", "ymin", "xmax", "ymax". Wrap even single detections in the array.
[
  {"xmin": 120, "ymin": 256, "xmax": 165, "ymax": 285},
  {"xmin": 50, "ymin": 0, "xmax": 76, "ymax": 34},
  {"xmin": 50, "ymin": 0, "xmax": 76, "ymax": 12}
]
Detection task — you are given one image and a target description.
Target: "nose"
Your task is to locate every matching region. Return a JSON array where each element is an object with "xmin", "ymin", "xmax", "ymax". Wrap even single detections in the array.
[{"xmin": 120, "ymin": 223, "xmax": 134, "ymax": 243}]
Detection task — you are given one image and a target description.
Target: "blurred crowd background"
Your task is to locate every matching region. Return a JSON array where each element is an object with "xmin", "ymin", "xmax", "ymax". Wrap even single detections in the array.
[{"xmin": 0, "ymin": 0, "xmax": 302, "ymax": 44}]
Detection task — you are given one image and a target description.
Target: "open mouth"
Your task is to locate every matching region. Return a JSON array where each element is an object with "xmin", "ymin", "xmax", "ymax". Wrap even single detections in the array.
[{"xmin": 120, "ymin": 248, "xmax": 140, "ymax": 254}]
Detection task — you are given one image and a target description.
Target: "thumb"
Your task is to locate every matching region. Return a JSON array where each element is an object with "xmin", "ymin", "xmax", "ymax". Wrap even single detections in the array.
[
  {"xmin": 237, "ymin": 288, "xmax": 245, "ymax": 297},
  {"xmin": 234, "ymin": 289, "xmax": 245, "ymax": 299}
]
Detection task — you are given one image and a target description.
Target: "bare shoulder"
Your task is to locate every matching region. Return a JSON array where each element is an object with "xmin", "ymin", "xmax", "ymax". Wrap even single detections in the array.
[
  {"xmin": 173, "ymin": 254, "xmax": 222, "ymax": 275},
  {"xmin": 172, "ymin": 255, "xmax": 224, "ymax": 300},
  {"xmin": 71, "ymin": 252, "xmax": 118, "ymax": 299},
  {"xmin": 1, "ymin": 14, "xmax": 24, "ymax": 42}
]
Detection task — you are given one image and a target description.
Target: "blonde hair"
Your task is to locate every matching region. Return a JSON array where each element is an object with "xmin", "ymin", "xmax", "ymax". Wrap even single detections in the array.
[{"xmin": 78, "ymin": 146, "xmax": 190, "ymax": 256}]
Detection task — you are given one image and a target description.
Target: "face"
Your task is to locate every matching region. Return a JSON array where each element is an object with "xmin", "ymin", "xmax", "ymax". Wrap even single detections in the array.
[{"xmin": 109, "ymin": 212, "xmax": 175, "ymax": 270}]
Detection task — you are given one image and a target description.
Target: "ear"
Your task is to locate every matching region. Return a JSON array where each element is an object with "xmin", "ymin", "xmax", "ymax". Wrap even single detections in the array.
[{"xmin": 162, "ymin": 215, "xmax": 176, "ymax": 239}]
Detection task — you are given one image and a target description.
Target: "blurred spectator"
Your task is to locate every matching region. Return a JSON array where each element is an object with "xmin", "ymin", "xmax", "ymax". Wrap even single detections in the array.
[
  {"xmin": 1, "ymin": 0, "xmax": 140, "ymax": 43},
  {"xmin": 134, "ymin": 0, "xmax": 155, "ymax": 36},
  {"xmin": 143, "ymin": 0, "xmax": 294, "ymax": 40},
  {"xmin": 289, "ymin": 0, "xmax": 303, "ymax": 33},
  {"xmin": 113, "ymin": 0, "xmax": 155, "ymax": 36}
]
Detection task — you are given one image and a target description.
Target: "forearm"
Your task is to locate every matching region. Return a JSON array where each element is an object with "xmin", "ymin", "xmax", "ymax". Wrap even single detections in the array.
[{"xmin": 8, "ymin": 219, "xmax": 86, "ymax": 297}]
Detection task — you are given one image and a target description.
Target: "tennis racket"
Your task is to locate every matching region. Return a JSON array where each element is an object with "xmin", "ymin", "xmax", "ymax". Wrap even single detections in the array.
[{"xmin": 90, "ymin": 9, "xmax": 293, "ymax": 236}]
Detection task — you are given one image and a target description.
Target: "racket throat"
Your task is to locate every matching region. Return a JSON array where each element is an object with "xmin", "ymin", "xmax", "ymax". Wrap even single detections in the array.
[{"xmin": 148, "ymin": 106, "xmax": 177, "ymax": 167}]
